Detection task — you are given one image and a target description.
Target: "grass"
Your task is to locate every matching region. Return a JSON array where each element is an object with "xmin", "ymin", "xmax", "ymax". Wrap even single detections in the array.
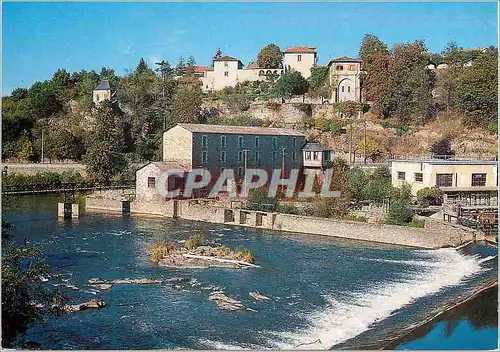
[
  {"xmin": 233, "ymin": 246, "xmax": 255, "ymax": 263},
  {"xmin": 184, "ymin": 231, "xmax": 205, "ymax": 250},
  {"xmin": 342, "ymin": 214, "xmax": 368, "ymax": 222},
  {"xmin": 150, "ymin": 241, "xmax": 178, "ymax": 263}
]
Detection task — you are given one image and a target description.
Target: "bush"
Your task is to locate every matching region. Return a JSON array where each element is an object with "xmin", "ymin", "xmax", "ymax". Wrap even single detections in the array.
[
  {"xmin": 276, "ymin": 203, "xmax": 299, "ymax": 215},
  {"xmin": 234, "ymin": 246, "xmax": 255, "ymax": 263},
  {"xmin": 293, "ymin": 103, "xmax": 312, "ymax": 115},
  {"xmin": 408, "ymin": 218, "xmax": 425, "ymax": 228},
  {"xmin": 385, "ymin": 198, "xmax": 414, "ymax": 225},
  {"xmin": 325, "ymin": 119, "xmax": 345, "ymax": 135},
  {"xmin": 273, "ymin": 71, "xmax": 309, "ymax": 98},
  {"xmin": 430, "ymin": 138, "xmax": 455, "ymax": 158},
  {"xmin": 312, "ymin": 198, "xmax": 349, "ymax": 218},
  {"xmin": 245, "ymin": 187, "xmax": 278, "ymax": 212},
  {"xmin": 150, "ymin": 241, "xmax": 177, "ymax": 263},
  {"xmin": 215, "ymin": 246, "xmax": 232, "ymax": 258},
  {"xmin": 416, "ymin": 187, "xmax": 444, "ymax": 207},
  {"xmin": 184, "ymin": 231, "xmax": 205, "ymax": 250},
  {"xmin": 299, "ymin": 116, "xmax": 315, "ymax": 130}
]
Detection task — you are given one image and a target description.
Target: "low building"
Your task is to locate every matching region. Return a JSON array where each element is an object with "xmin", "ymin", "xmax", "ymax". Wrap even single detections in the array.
[
  {"xmin": 135, "ymin": 162, "xmax": 188, "ymax": 202},
  {"xmin": 391, "ymin": 159, "xmax": 498, "ymax": 202},
  {"xmin": 302, "ymin": 142, "xmax": 332, "ymax": 170},
  {"xmin": 92, "ymin": 81, "xmax": 116, "ymax": 105}
]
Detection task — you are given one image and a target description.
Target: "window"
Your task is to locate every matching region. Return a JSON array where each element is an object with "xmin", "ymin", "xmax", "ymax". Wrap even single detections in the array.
[
  {"xmin": 292, "ymin": 151, "xmax": 296, "ymax": 161},
  {"xmin": 255, "ymin": 137, "xmax": 260, "ymax": 148},
  {"xmin": 238, "ymin": 151, "xmax": 244, "ymax": 163},
  {"xmin": 220, "ymin": 151, "xmax": 226, "ymax": 163},
  {"xmin": 220, "ymin": 135, "xmax": 227, "ymax": 148},
  {"xmin": 305, "ymin": 151, "xmax": 311, "ymax": 160},
  {"xmin": 255, "ymin": 151, "xmax": 260, "ymax": 163},
  {"xmin": 147, "ymin": 177, "xmax": 156, "ymax": 188},
  {"xmin": 238, "ymin": 136, "xmax": 243, "ymax": 148},
  {"xmin": 341, "ymin": 86, "xmax": 345, "ymax": 93},
  {"xmin": 96, "ymin": 94, "xmax": 100, "ymax": 102},
  {"xmin": 224, "ymin": 61, "xmax": 228, "ymax": 67},
  {"xmin": 397, "ymin": 171, "xmax": 406, "ymax": 181},
  {"xmin": 201, "ymin": 151, "xmax": 208, "ymax": 163},
  {"xmin": 336, "ymin": 65, "xmax": 344, "ymax": 71},
  {"xmin": 272, "ymin": 151, "xmax": 277, "ymax": 162},
  {"xmin": 297, "ymin": 55, "xmax": 302, "ymax": 62},
  {"xmin": 313, "ymin": 152, "xmax": 320, "ymax": 160},
  {"xmin": 272, "ymin": 137, "xmax": 277, "ymax": 148},
  {"xmin": 349, "ymin": 64, "xmax": 356, "ymax": 71},
  {"xmin": 414, "ymin": 172, "xmax": 423, "ymax": 183},
  {"xmin": 293, "ymin": 137, "xmax": 296, "ymax": 148},
  {"xmin": 472, "ymin": 173, "xmax": 487, "ymax": 187},
  {"xmin": 347, "ymin": 86, "xmax": 351, "ymax": 93},
  {"xmin": 202, "ymin": 135, "xmax": 208, "ymax": 148},
  {"xmin": 436, "ymin": 173, "xmax": 453, "ymax": 187},
  {"xmin": 224, "ymin": 71, "xmax": 229, "ymax": 77}
]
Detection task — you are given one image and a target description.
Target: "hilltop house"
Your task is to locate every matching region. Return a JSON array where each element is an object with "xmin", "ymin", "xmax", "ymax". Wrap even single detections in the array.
[
  {"xmin": 328, "ymin": 56, "xmax": 363, "ymax": 103},
  {"xmin": 92, "ymin": 80, "xmax": 116, "ymax": 105},
  {"xmin": 197, "ymin": 46, "xmax": 317, "ymax": 92}
]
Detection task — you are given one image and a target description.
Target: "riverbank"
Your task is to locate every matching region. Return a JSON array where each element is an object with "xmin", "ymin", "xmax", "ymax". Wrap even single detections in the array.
[{"xmin": 86, "ymin": 196, "xmax": 485, "ymax": 249}]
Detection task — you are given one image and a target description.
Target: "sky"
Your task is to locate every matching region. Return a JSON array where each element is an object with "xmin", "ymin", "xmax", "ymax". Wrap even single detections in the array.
[{"xmin": 2, "ymin": 2, "xmax": 498, "ymax": 95}]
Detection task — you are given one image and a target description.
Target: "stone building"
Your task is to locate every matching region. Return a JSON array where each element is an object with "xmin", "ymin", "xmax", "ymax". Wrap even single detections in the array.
[
  {"xmin": 327, "ymin": 56, "xmax": 362, "ymax": 103},
  {"xmin": 92, "ymin": 81, "xmax": 116, "ymax": 105},
  {"xmin": 162, "ymin": 123, "xmax": 306, "ymax": 182}
]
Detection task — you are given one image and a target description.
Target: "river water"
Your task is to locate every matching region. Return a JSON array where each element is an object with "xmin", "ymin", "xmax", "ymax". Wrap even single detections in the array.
[{"xmin": 4, "ymin": 196, "xmax": 498, "ymax": 350}]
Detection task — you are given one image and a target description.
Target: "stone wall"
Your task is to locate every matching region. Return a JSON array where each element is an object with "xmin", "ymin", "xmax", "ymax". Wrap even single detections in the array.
[
  {"xmin": 85, "ymin": 196, "xmax": 479, "ymax": 249},
  {"xmin": 3, "ymin": 163, "xmax": 87, "ymax": 176}
]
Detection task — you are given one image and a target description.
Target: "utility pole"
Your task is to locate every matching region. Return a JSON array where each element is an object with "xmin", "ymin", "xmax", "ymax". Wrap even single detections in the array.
[
  {"xmin": 281, "ymin": 148, "xmax": 286, "ymax": 178},
  {"xmin": 41, "ymin": 129, "xmax": 44, "ymax": 164}
]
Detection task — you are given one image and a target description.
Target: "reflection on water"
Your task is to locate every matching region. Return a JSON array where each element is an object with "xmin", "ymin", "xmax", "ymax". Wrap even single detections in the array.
[
  {"xmin": 388, "ymin": 287, "xmax": 498, "ymax": 350},
  {"xmin": 2, "ymin": 196, "xmax": 498, "ymax": 350}
]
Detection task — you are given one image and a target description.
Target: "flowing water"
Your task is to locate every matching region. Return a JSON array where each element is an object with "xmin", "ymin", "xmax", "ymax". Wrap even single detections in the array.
[{"xmin": 4, "ymin": 196, "xmax": 498, "ymax": 350}]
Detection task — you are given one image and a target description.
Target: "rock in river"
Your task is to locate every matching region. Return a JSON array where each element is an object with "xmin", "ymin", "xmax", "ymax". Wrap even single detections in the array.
[
  {"xmin": 249, "ymin": 291, "xmax": 270, "ymax": 301},
  {"xmin": 208, "ymin": 291, "xmax": 245, "ymax": 312}
]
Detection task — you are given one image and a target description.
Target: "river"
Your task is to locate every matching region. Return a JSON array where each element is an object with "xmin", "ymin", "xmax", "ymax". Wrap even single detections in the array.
[{"xmin": 3, "ymin": 196, "xmax": 498, "ymax": 349}]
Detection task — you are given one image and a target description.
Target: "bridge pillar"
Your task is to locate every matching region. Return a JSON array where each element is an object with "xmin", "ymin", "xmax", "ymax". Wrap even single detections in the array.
[{"xmin": 58, "ymin": 202, "xmax": 80, "ymax": 219}]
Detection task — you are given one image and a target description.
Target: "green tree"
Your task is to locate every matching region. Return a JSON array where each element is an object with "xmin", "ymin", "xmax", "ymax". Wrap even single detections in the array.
[
  {"xmin": 308, "ymin": 66, "xmax": 329, "ymax": 92},
  {"xmin": 187, "ymin": 55, "xmax": 196, "ymax": 68},
  {"xmin": 273, "ymin": 71, "xmax": 309, "ymax": 98},
  {"xmin": 455, "ymin": 53, "xmax": 498, "ymax": 128},
  {"xmin": 169, "ymin": 76, "xmax": 203, "ymax": 126},
  {"xmin": 348, "ymin": 167, "xmax": 368, "ymax": 202},
  {"xmin": 257, "ymin": 44, "xmax": 283, "ymax": 69},
  {"xmin": 18, "ymin": 137, "xmax": 35, "ymax": 161},
  {"xmin": 390, "ymin": 41, "xmax": 434, "ymax": 123},
  {"xmin": 83, "ymin": 101, "xmax": 127, "ymax": 183},
  {"xmin": 2, "ymin": 243, "xmax": 64, "ymax": 347},
  {"xmin": 175, "ymin": 57, "xmax": 186, "ymax": 76},
  {"xmin": 45, "ymin": 130, "xmax": 85, "ymax": 161}
]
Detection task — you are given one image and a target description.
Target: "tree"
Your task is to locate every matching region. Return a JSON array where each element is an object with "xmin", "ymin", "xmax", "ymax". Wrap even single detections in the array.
[
  {"xmin": 2, "ymin": 243, "xmax": 60, "ymax": 347},
  {"xmin": 348, "ymin": 167, "xmax": 368, "ymax": 202},
  {"xmin": 359, "ymin": 34, "xmax": 390, "ymax": 64},
  {"xmin": 361, "ymin": 51, "xmax": 393, "ymax": 118},
  {"xmin": 308, "ymin": 66, "xmax": 329, "ymax": 93},
  {"xmin": 187, "ymin": 55, "xmax": 196, "ymax": 68},
  {"xmin": 175, "ymin": 57, "xmax": 186, "ymax": 76},
  {"xmin": 257, "ymin": 44, "xmax": 283, "ymax": 69},
  {"xmin": 430, "ymin": 138, "xmax": 455, "ymax": 157},
  {"xmin": 18, "ymin": 137, "xmax": 35, "ymax": 161},
  {"xmin": 455, "ymin": 53, "xmax": 498, "ymax": 128},
  {"xmin": 364, "ymin": 166, "xmax": 392, "ymax": 202},
  {"xmin": 273, "ymin": 71, "xmax": 309, "ymax": 98},
  {"xmin": 45, "ymin": 130, "xmax": 85, "ymax": 161},
  {"xmin": 83, "ymin": 101, "xmax": 127, "ymax": 183},
  {"xmin": 169, "ymin": 77, "xmax": 203, "ymax": 126},
  {"xmin": 390, "ymin": 40, "xmax": 434, "ymax": 123},
  {"xmin": 136, "ymin": 58, "xmax": 149, "ymax": 74},
  {"xmin": 386, "ymin": 183, "xmax": 413, "ymax": 225}
]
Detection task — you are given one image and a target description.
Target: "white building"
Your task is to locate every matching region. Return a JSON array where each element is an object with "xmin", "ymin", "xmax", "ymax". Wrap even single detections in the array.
[
  {"xmin": 327, "ymin": 57, "xmax": 363, "ymax": 103},
  {"xmin": 197, "ymin": 46, "xmax": 317, "ymax": 92}
]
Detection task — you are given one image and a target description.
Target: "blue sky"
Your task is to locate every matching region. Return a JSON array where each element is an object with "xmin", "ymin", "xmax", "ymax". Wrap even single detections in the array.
[{"xmin": 2, "ymin": 2, "xmax": 498, "ymax": 95}]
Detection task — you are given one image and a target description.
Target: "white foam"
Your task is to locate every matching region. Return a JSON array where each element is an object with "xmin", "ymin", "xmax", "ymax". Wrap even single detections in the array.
[{"xmin": 270, "ymin": 248, "xmax": 485, "ymax": 350}]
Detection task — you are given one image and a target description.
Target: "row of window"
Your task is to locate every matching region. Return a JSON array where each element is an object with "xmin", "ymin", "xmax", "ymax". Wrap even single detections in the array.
[
  {"xmin": 335, "ymin": 64, "xmax": 357, "ymax": 71},
  {"xmin": 201, "ymin": 135, "xmax": 297, "ymax": 149},
  {"xmin": 340, "ymin": 86, "xmax": 351, "ymax": 93},
  {"xmin": 304, "ymin": 151, "xmax": 322, "ymax": 160},
  {"xmin": 396, "ymin": 172, "xmax": 487, "ymax": 187},
  {"xmin": 202, "ymin": 150, "xmax": 297, "ymax": 164}
]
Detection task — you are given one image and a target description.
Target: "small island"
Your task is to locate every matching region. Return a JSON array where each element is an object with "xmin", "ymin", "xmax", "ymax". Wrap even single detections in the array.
[{"xmin": 149, "ymin": 231, "xmax": 258, "ymax": 269}]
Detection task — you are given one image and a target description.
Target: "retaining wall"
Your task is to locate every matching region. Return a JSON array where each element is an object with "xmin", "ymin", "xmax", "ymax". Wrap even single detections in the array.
[{"xmin": 85, "ymin": 196, "xmax": 480, "ymax": 249}]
